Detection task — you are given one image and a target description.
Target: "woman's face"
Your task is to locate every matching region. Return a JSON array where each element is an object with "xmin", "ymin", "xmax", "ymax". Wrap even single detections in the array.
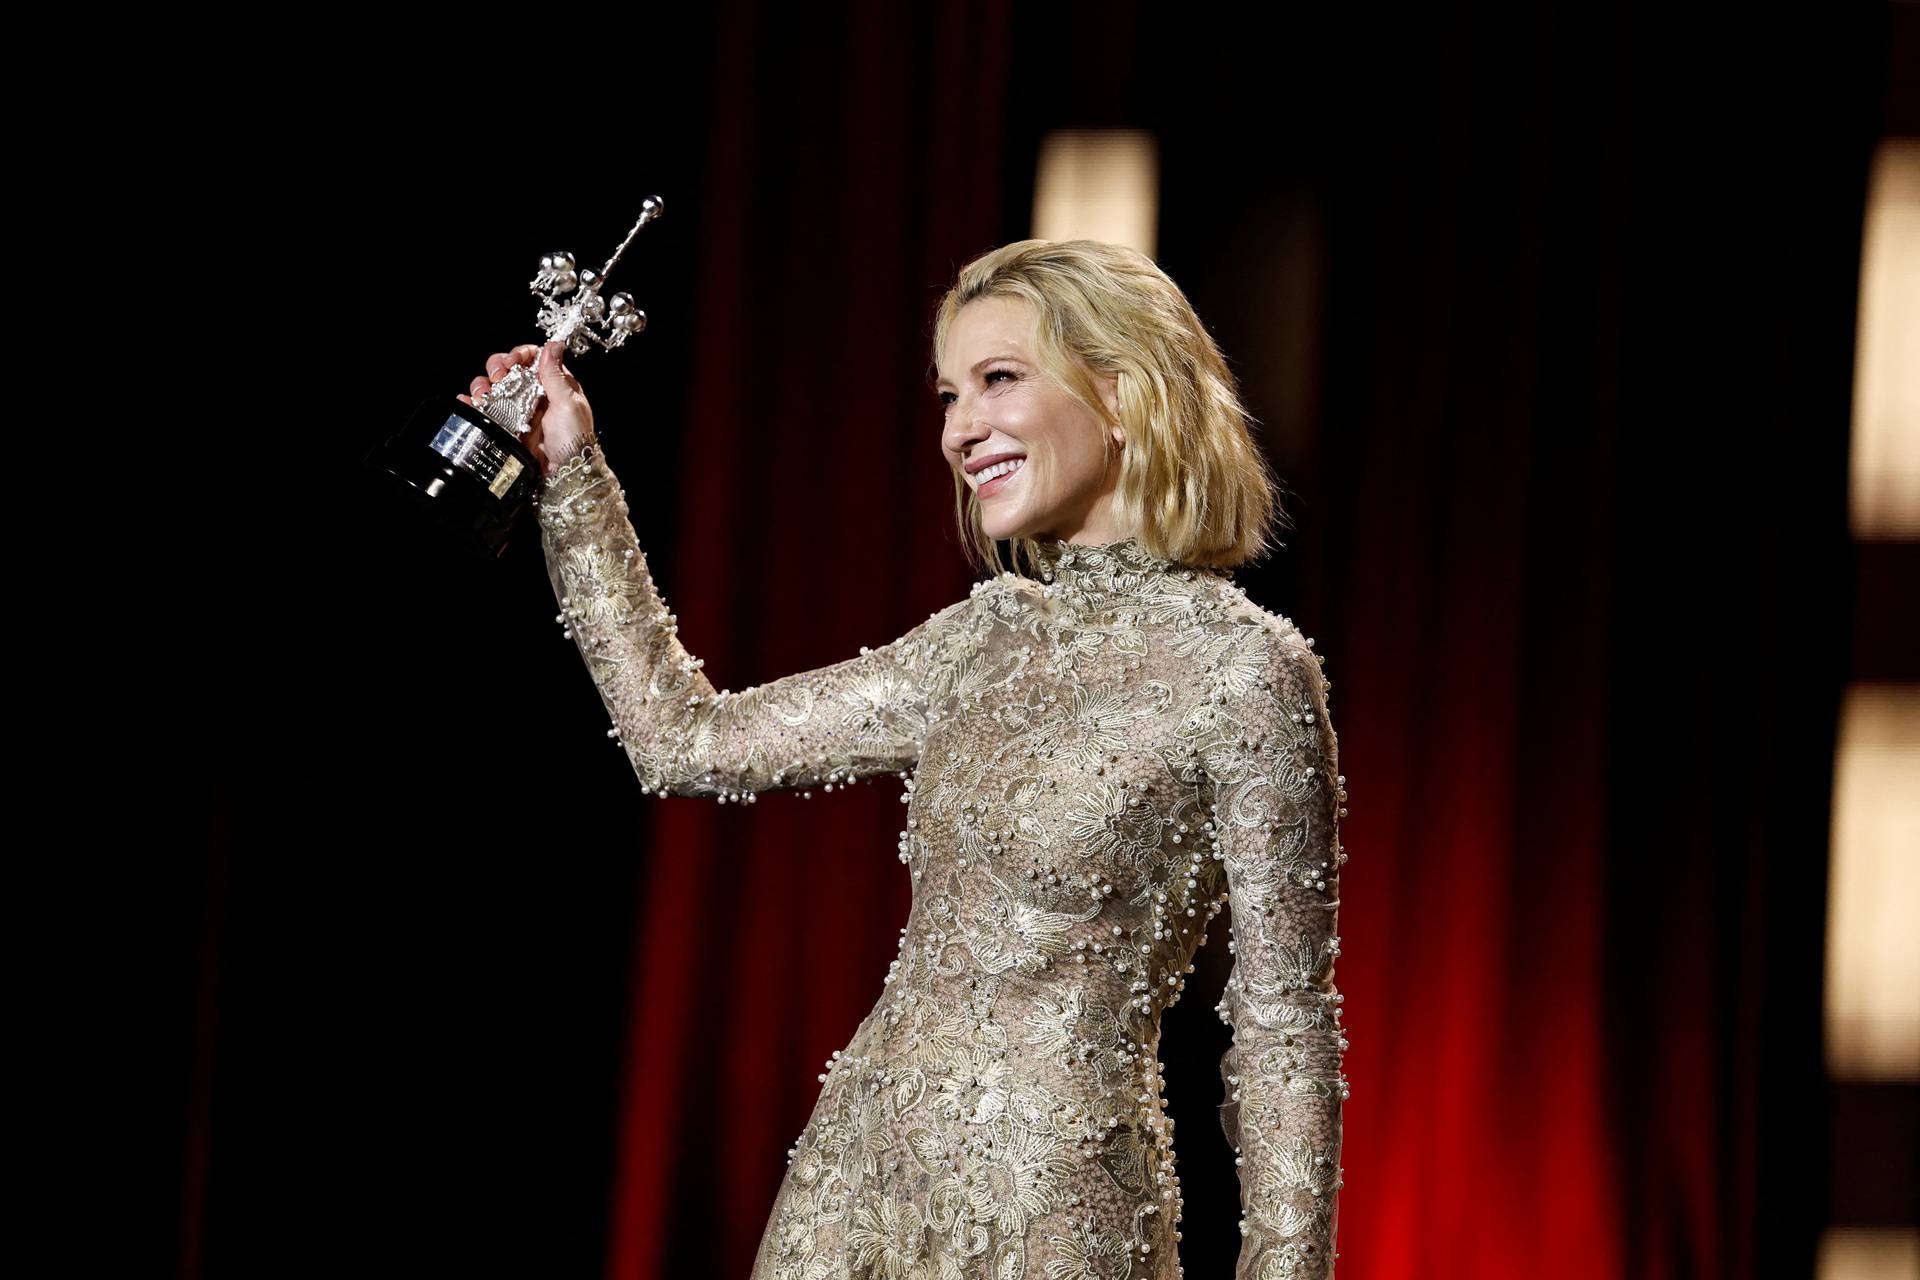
[{"xmin": 937, "ymin": 296, "xmax": 1127, "ymax": 545}]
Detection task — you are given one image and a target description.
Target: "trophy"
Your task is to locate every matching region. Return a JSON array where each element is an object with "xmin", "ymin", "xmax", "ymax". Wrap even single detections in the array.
[{"xmin": 365, "ymin": 197, "xmax": 665, "ymax": 558}]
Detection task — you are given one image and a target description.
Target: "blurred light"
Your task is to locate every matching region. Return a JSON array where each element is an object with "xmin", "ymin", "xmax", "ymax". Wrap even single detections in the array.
[
  {"xmin": 1850, "ymin": 138, "xmax": 1920, "ymax": 540},
  {"xmin": 1032, "ymin": 130, "xmax": 1159, "ymax": 257},
  {"xmin": 1825, "ymin": 682, "xmax": 1920, "ymax": 1082},
  {"xmin": 1817, "ymin": 1227, "xmax": 1919, "ymax": 1280}
]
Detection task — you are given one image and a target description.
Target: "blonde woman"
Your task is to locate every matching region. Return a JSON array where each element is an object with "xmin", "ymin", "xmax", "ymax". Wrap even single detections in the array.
[{"xmin": 465, "ymin": 240, "xmax": 1350, "ymax": 1280}]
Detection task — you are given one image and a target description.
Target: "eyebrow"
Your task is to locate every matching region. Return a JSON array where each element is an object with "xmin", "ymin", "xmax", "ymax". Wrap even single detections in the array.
[{"xmin": 931, "ymin": 355, "xmax": 1024, "ymax": 389}]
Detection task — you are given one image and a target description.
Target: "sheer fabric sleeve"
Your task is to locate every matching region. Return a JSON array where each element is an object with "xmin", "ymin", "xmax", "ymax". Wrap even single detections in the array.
[
  {"xmin": 1204, "ymin": 623, "xmax": 1350, "ymax": 1280},
  {"xmin": 533, "ymin": 438, "xmax": 970, "ymax": 802}
]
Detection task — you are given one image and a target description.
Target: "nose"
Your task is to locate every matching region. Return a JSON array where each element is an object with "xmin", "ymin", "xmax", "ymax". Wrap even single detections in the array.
[{"xmin": 943, "ymin": 393, "xmax": 992, "ymax": 456}]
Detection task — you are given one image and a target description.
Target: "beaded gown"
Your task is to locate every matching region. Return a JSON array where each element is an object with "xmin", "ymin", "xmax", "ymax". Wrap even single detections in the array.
[{"xmin": 535, "ymin": 439, "xmax": 1350, "ymax": 1280}]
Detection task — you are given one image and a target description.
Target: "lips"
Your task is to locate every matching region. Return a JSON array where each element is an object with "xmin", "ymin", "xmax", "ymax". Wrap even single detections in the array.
[
  {"xmin": 965, "ymin": 450, "xmax": 1027, "ymax": 476},
  {"xmin": 976, "ymin": 457, "xmax": 1025, "ymax": 498}
]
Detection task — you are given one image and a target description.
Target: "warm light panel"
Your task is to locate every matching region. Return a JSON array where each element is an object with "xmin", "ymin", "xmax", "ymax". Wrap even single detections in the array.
[
  {"xmin": 1850, "ymin": 138, "xmax": 1920, "ymax": 540},
  {"xmin": 1817, "ymin": 1227, "xmax": 1920, "ymax": 1280},
  {"xmin": 1824, "ymin": 682, "xmax": 1920, "ymax": 1082},
  {"xmin": 1032, "ymin": 130, "xmax": 1159, "ymax": 258}
]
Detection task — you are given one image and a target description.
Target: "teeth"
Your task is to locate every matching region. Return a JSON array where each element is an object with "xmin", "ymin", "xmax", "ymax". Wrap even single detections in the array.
[{"xmin": 976, "ymin": 457, "xmax": 1025, "ymax": 485}]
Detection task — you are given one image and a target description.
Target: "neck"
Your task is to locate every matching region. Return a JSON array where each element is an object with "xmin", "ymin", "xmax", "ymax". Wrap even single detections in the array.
[{"xmin": 1023, "ymin": 533, "xmax": 1222, "ymax": 589}]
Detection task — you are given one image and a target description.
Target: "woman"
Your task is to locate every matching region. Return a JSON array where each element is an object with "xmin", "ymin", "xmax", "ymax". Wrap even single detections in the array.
[{"xmin": 464, "ymin": 240, "xmax": 1349, "ymax": 1280}]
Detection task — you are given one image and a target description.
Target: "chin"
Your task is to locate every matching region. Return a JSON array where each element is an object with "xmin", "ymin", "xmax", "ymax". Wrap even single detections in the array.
[{"xmin": 977, "ymin": 502, "xmax": 1034, "ymax": 543}]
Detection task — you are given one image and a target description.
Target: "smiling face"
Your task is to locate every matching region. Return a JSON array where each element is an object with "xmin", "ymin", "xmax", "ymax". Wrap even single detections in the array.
[{"xmin": 937, "ymin": 296, "xmax": 1128, "ymax": 545}]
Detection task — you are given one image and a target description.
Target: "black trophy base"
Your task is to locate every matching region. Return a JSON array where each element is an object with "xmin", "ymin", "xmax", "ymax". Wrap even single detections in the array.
[{"xmin": 364, "ymin": 398, "xmax": 547, "ymax": 559}]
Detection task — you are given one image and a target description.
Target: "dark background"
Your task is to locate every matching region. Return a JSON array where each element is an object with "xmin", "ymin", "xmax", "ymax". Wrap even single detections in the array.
[{"xmin": 137, "ymin": 5, "xmax": 1912, "ymax": 1277}]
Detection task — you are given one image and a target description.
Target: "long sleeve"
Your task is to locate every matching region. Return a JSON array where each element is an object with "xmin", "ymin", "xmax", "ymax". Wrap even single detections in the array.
[
  {"xmin": 1205, "ymin": 624, "xmax": 1350, "ymax": 1280},
  {"xmin": 534, "ymin": 438, "xmax": 971, "ymax": 801}
]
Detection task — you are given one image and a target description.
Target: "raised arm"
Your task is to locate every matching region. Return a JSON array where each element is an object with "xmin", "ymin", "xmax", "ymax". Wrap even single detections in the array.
[
  {"xmin": 534, "ymin": 437, "xmax": 973, "ymax": 802},
  {"xmin": 1204, "ymin": 623, "xmax": 1350, "ymax": 1280}
]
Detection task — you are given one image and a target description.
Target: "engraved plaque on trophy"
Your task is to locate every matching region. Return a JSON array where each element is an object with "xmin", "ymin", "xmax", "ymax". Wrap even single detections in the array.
[{"xmin": 365, "ymin": 197, "xmax": 664, "ymax": 558}]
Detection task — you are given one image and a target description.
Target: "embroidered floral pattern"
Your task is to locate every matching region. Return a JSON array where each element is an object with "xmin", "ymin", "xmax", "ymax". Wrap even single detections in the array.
[{"xmin": 536, "ymin": 440, "xmax": 1349, "ymax": 1278}]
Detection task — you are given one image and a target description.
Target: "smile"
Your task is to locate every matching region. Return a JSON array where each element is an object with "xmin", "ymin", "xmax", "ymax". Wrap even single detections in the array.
[{"xmin": 976, "ymin": 457, "xmax": 1025, "ymax": 498}]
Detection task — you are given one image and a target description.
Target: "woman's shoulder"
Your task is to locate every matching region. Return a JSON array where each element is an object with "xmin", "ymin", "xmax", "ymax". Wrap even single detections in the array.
[
  {"xmin": 1197, "ymin": 577, "xmax": 1334, "ymax": 697},
  {"xmin": 967, "ymin": 566, "xmax": 1042, "ymax": 609},
  {"xmin": 1202, "ymin": 575, "xmax": 1312, "ymax": 647},
  {"xmin": 900, "ymin": 583, "xmax": 992, "ymax": 643}
]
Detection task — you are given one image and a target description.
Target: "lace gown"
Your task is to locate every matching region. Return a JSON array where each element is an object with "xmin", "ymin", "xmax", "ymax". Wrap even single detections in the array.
[{"xmin": 536, "ymin": 440, "xmax": 1350, "ymax": 1280}]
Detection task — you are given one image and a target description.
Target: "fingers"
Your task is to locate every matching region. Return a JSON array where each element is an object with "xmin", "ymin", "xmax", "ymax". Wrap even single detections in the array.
[
  {"xmin": 540, "ymin": 339, "xmax": 584, "ymax": 391},
  {"xmin": 475, "ymin": 343, "xmax": 550, "ymax": 406},
  {"xmin": 486, "ymin": 344, "xmax": 543, "ymax": 376}
]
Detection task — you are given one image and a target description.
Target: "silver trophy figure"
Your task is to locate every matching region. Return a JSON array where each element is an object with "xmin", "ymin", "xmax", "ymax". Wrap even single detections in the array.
[{"xmin": 366, "ymin": 197, "xmax": 665, "ymax": 558}]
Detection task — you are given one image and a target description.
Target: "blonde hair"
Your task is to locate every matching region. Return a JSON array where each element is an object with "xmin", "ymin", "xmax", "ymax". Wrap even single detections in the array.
[{"xmin": 929, "ymin": 238, "xmax": 1286, "ymax": 577}]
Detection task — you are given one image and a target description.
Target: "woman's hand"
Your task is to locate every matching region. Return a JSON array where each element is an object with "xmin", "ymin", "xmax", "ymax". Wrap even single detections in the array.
[{"xmin": 457, "ymin": 339, "xmax": 596, "ymax": 478}]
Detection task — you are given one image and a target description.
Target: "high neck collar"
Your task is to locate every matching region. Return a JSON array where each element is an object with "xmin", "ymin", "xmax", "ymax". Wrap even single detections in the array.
[{"xmin": 1024, "ymin": 534, "xmax": 1224, "ymax": 592}]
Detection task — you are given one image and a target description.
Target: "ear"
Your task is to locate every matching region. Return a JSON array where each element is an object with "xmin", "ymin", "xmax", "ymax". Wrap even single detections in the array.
[
  {"xmin": 1098, "ymin": 372, "xmax": 1121, "ymax": 449},
  {"xmin": 1097, "ymin": 372, "xmax": 1123, "ymax": 436}
]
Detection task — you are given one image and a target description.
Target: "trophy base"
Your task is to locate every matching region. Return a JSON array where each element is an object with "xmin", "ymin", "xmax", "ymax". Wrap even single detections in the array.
[{"xmin": 364, "ymin": 398, "xmax": 546, "ymax": 559}]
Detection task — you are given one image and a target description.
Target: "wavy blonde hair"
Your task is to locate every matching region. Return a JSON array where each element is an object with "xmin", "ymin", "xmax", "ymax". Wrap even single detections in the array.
[{"xmin": 929, "ymin": 238, "xmax": 1286, "ymax": 577}]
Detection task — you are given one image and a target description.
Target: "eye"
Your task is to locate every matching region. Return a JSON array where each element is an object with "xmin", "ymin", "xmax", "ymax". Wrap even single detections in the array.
[{"xmin": 937, "ymin": 369, "xmax": 1016, "ymax": 411}]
